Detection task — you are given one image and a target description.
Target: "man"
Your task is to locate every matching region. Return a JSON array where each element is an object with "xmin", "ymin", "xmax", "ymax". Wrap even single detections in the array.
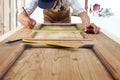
[{"xmin": 18, "ymin": 0, "xmax": 100, "ymax": 33}]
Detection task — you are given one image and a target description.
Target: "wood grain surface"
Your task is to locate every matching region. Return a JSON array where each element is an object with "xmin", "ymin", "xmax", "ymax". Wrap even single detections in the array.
[
  {"xmin": 0, "ymin": 23, "xmax": 120, "ymax": 80},
  {"xmin": 33, "ymin": 24, "xmax": 83, "ymax": 40},
  {"xmin": 3, "ymin": 48, "xmax": 112, "ymax": 80}
]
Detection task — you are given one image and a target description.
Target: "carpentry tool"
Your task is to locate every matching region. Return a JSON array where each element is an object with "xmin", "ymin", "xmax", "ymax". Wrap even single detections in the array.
[
  {"xmin": 23, "ymin": 39, "xmax": 79, "ymax": 48},
  {"xmin": 85, "ymin": 26, "xmax": 95, "ymax": 34},
  {"xmin": 33, "ymin": 29, "xmax": 85, "ymax": 33},
  {"xmin": 33, "ymin": 28, "xmax": 95, "ymax": 34},
  {"xmin": 22, "ymin": 7, "xmax": 34, "ymax": 29},
  {"xmin": 4, "ymin": 39, "xmax": 78, "ymax": 48},
  {"xmin": 4, "ymin": 39, "xmax": 93, "ymax": 48},
  {"xmin": 22, "ymin": 7, "xmax": 32, "ymax": 23},
  {"xmin": 5, "ymin": 39, "xmax": 22, "ymax": 44}
]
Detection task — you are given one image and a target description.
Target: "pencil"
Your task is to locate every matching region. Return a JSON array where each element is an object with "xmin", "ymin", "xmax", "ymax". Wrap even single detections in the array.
[{"xmin": 22, "ymin": 7, "xmax": 33, "ymax": 23}]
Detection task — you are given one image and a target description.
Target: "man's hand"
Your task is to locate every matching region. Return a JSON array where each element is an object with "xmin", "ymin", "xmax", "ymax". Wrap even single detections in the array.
[
  {"xmin": 18, "ymin": 12, "xmax": 36, "ymax": 29},
  {"xmin": 27, "ymin": 18, "xmax": 36, "ymax": 29},
  {"xmin": 84, "ymin": 23, "xmax": 100, "ymax": 34},
  {"xmin": 78, "ymin": 12, "xmax": 100, "ymax": 34}
]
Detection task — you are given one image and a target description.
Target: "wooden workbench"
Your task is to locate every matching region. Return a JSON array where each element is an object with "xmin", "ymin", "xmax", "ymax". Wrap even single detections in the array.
[{"xmin": 0, "ymin": 23, "xmax": 120, "ymax": 80}]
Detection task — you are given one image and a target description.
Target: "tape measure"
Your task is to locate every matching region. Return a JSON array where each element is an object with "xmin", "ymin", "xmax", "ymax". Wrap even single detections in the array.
[
  {"xmin": 33, "ymin": 29, "xmax": 85, "ymax": 32},
  {"xmin": 5, "ymin": 39, "xmax": 93, "ymax": 48},
  {"xmin": 23, "ymin": 39, "xmax": 79, "ymax": 48}
]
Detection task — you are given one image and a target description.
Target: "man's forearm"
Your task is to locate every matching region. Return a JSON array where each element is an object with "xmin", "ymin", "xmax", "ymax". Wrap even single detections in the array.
[
  {"xmin": 18, "ymin": 12, "xmax": 29, "ymax": 27},
  {"xmin": 78, "ymin": 12, "xmax": 90, "ymax": 27}
]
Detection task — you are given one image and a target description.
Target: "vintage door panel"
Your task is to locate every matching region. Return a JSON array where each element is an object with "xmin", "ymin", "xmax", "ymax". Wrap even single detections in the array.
[
  {"xmin": 3, "ymin": 46, "xmax": 112, "ymax": 80},
  {"xmin": 32, "ymin": 24, "xmax": 88, "ymax": 40},
  {"xmin": 0, "ymin": 23, "xmax": 120, "ymax": 80}
]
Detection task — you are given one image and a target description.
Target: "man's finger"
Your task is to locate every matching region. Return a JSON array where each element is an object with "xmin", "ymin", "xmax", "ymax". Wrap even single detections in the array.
[
  {"xmin": 90, "ymin": 23, "xmax": 100, "ymax": 34},
  {"xmin": 27, "ymin": 18, "xmax": 36, "ymax": 29},
  {"xmin": 84, "ymin": 26, "xmax": 88, "ymax": 32}
]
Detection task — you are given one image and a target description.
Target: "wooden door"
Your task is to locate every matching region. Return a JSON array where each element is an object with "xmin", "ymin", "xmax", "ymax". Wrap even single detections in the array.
[
  {"xmin": 0, "ymin": 24, "xmax": 120, "ymax": 80},
  {"xmin": 3, "ymin": 47, "xmax": 112, "ymax": 80},
  {"xmin": 33, "ymin": 24, "xmax": 84, "ymax": 40}
]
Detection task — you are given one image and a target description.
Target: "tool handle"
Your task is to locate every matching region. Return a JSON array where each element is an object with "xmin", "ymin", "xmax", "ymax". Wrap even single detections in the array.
[
  {"xmin": 86, "ymin": 26, "xmax": 95, "ymax": 34},
  {"xmin": 5, "ymin": 39, "xmax": 22, "ymax": 44}
]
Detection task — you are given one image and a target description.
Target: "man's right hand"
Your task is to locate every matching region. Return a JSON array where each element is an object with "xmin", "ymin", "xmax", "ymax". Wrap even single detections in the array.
[
  {"xmin": 18, "ymin": 12, "xmax": 36, "ymax": 29},
  {"xmin": 27, "ymin": 18, "xmax": 36, "ymax": 29}
]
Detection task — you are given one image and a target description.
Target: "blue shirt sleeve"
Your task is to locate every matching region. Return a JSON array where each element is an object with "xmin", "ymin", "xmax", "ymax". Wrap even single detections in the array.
[{"xmin": 25, "ymin": 0, "xmax": 38, "ymax": 15}]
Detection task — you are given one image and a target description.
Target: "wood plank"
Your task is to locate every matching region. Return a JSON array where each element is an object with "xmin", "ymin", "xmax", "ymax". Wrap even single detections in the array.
[
  {"xmin": 85, "ymin": 23, "xmax": 120, "ymax": 79},
  {"xmin": 0, "ymin": 0, "xmax": 4, "ymax": 35},
  {"xmin": 0, "ymin": 28, "xmax": 33, "ymax": 79},
  {"xmin": 0, "ymin": 24, "xmax": 48, "ymax": 79},
  {"xmin": 3, "ymin": 48, "xmax": 112, "ymax": 80},
  {"xmin": 88, "ymin": 33, "xmax": 120, "ymax": 80},
  {"xmin": 3, "ymin": 0, "xmax": 10, "ymax": 33},
  {"xmin": 93, "ymin": 45, "xmax": 120, "ymax": 80},
  {"xmin": 90, "ymin": 33, "xmax": 120, "ymax": 61}
]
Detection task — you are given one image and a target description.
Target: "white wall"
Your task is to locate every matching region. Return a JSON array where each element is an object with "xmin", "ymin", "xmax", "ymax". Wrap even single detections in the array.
[
  {"xmin": 88, "ymin": 0, "xmax": 120, "ymax": 17},
  {"xmin": 88, "ymin": 0, "xmax": 120, "ymax": 44}
]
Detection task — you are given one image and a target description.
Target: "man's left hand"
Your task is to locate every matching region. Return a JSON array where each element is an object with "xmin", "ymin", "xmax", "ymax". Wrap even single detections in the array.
[{"xmin": 84, "ymin": 23, "xmax": 100, "ymax": 34}]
